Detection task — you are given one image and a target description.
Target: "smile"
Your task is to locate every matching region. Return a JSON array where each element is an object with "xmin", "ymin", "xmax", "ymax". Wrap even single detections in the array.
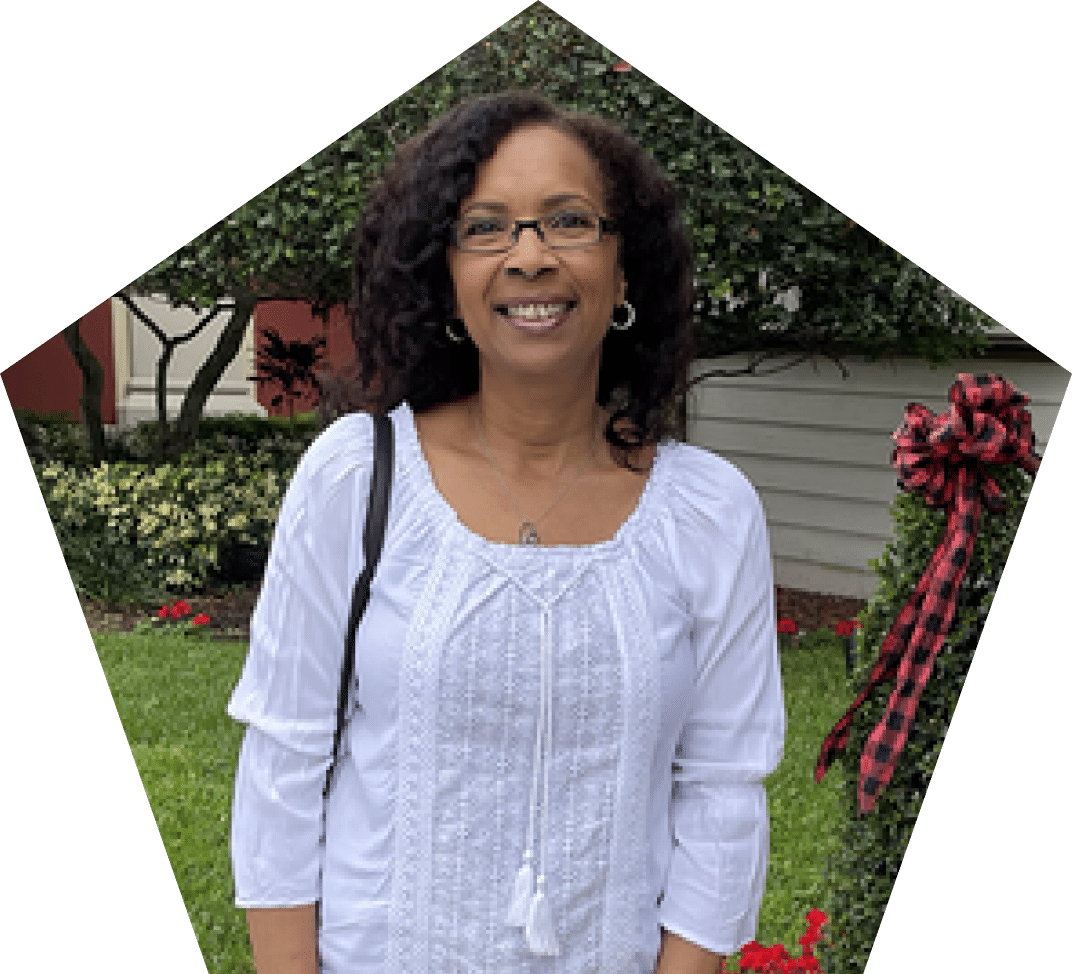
[{"xmin": 494, "ymin": 300, "xmax": 577, "ymax": 331}]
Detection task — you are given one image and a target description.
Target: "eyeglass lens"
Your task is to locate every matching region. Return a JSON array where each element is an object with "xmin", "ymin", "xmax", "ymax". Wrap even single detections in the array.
[{"xmin": 456, "ymin": 209, "xmax": 602, "ymax": 250}]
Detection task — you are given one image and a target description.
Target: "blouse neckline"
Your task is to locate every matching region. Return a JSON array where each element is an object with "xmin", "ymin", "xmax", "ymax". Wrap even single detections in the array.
[{"xmin": 395, "ymin": 400, "xmax": 668, "ymax": 556}]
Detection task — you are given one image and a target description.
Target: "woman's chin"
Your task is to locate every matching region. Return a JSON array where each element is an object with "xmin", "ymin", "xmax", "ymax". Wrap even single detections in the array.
[{"xmin": 482, "ymin": 344, "xmax": 593, "ymax": 383}]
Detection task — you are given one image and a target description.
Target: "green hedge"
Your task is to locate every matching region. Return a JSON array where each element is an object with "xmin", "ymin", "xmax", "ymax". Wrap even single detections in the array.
[
  {"xmin": 37, "ymin": 454, "xmax": 289, "ymax": 603},
  {"xmin": 29, "ymin": 414, "xmax": 316, "ymax": 604},
  {"xmin": 818, "ymin": 462, "xmax": 1032, "ymax": 973},
  {"xmin": 17, "ymin": 410, "xmax": 318, "ymax": 472}
]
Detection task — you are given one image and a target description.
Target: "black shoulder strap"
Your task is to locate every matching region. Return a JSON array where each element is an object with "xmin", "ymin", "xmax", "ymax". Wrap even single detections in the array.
[{"xmin": 325, "ymin": 411, "xmax": 394, "ymax": 798}]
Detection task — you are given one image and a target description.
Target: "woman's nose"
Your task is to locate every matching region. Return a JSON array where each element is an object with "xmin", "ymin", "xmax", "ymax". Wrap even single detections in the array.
[{"xmin": 505, "ymin": 224, "xmax": 555, "ymax": 278}]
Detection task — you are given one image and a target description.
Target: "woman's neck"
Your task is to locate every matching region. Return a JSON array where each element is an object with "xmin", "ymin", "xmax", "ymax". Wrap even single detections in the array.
[{"xmin": 468, "ymin": 377, "xmax": 607, "ymax": 481}]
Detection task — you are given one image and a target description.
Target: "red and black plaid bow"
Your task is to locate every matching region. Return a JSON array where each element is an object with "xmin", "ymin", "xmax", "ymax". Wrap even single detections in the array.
[{"xmin": 815, "ymin": 373, "xmax": 1041, "ymax": 813}]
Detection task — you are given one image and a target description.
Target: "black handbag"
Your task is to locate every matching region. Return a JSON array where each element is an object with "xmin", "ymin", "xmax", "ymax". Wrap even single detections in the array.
[{"xmin": 316, "ymin": 411, "xmax": 394, "ymax": 940}]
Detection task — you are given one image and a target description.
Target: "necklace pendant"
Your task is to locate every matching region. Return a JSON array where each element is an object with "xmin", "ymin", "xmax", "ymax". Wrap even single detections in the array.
[{"xmin": 519, "ymin": 521, "xmax": 540, "ymax": 545}]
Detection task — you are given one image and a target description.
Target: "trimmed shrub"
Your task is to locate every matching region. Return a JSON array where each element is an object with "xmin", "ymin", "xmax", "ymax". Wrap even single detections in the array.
[
  {"xmin": 818, "ymin": 462, "xmax": 1033, "ymax": 973},
  {"xmin": 17, "ymin": 410, "xmax": 318, "ymax": 471},
  {"xmin": 15, "ymin": 411, "xmax": 96, "ymax": 468},
  {"xmin": 174, "ymin": 413, "xmax": 319, "ymax": 468},
  {"xmin": 21, "ymin": 412, "xmax": 327, "ymax": 603},
  {"xmin": 35, "ymin": 450, "xmax": 292, "ymax": 605}
]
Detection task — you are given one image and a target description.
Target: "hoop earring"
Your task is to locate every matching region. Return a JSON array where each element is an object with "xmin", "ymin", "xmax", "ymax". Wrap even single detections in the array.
[
  {"xmin": 445, "ymin": 319, "xmax": 467, "ymax": 343},
  {"xmin": 609, "ymin": 299, "xmax": 635, "ymax": 331}
]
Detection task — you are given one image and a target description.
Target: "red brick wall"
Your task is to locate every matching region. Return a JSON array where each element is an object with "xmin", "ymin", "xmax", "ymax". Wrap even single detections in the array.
[{"xmin": 2, "ymin": 299, "xmax": 115, "ymax": 423}]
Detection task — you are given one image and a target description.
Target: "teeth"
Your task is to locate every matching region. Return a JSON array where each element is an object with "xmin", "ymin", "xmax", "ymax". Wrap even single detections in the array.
[{"xmin": 504, "ymin": 303, "xmax": 569, "ymax": 319}]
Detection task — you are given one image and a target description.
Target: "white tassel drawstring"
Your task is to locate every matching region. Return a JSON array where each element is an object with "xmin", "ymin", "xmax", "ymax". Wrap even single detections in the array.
[
  {"xmin": 506, "ymin": 607, "xmax": 559, "ymax": 954},
  {"xmin": 506, "ymin": 609, "xmax": 546, "ymax": 928},
  {"xmin": 525, "ymin": 875, "xmax": 560, "ymax": 955},
  {"xmin": 525, "ymin": 610, "xmax": 559, "ymax": 955},
  {"xmin": 505, "ymin": 850, "xmax": 534, "ymax": 926}
]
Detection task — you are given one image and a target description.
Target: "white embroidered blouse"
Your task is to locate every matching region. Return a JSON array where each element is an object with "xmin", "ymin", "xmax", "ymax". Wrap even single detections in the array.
[{"xmin": 229, "ymin": 401, "xmax": 786, "ymax": 974}]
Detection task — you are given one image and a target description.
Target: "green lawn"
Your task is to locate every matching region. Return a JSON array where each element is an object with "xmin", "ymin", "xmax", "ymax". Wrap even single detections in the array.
[
  {"xmin": 95, "ymin": 630, "xmax": 255, "ymax": 974},
  {"xmin": 94, "ymin": 627, "xmax": 852, "ymax": 973},
  {"xmin": 759, "ymin": 630, "xmax": 850, "ymax": 960}
]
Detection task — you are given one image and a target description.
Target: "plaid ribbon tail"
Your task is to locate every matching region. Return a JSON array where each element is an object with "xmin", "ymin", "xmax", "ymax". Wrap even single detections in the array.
[
  {"xmin": 814, "ymin": 707, "xmax": 857, "ymax": 784},
  {"xmin": 814, "ymin": 587, "xmax": 924, "ymax": 784},
  {"xmin": 856, "ymin": 634, "xmax": 944, "ymax": 813},
  {"xmin": 855, "ymin": 487, "xmax": 981, "ymax": 812}
]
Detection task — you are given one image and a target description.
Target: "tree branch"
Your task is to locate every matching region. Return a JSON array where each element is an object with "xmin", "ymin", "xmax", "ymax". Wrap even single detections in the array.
[
  {"xmin": 118, "ymin": 291, "xmax": 234, "ymax": 346},
  {"xmin": 684, "ymin": 352, "xmax": 813, "ymax": 390},
  {"xmin": 173, "ymin": 302, "xmax": 227, "ymax": 345},
  {"xmin": 116, "ymin": 291, "xmax": 170, "ymax": 346}
]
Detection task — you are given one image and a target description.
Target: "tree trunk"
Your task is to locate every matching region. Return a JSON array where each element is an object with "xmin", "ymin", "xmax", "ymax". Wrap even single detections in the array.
[
  {"xmin": 155, "ymin": 342, "xmax": 177, "ymax": 461},
  {"xmin": 62, "ymin": 318, "xmax": 106, "ymax": 464},
  {"xmin": 170, "ymin": 293, "xmax": 258, "ymax": 457}
]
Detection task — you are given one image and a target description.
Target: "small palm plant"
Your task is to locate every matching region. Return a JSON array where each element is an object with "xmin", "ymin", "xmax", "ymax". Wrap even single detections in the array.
[{"xmin": 251, "ymin": 327, "xmax": 326, "ymax": 420}]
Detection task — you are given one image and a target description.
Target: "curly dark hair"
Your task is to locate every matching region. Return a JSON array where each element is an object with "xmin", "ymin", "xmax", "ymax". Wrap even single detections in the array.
[{"xmin": 323, "ymin": 89, "xmax": 696, "ymax": 470}]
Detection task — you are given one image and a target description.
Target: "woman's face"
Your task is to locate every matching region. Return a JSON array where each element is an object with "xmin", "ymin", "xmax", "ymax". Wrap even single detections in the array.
[{"xmin": 447, "ymin": 123, "xmax": 626, "ymax": 384}]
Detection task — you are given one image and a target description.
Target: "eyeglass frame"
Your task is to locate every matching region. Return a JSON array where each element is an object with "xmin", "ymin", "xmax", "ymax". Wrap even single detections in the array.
[{"xmin": 450, "ymin": 209, "xmax": 619, "ymax": 253}]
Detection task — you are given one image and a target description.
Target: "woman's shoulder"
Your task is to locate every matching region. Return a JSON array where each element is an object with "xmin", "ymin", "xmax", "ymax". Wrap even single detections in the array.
[
  {"xmin": 654, "ymin": 440, "xmax": 766, "ymax": 553},
  {"xmin": 301, "ymin": 409, "xmax": 374, "ymax": 468},
  {"xmin": 282, "ymin": 411, "xmax": 380, "ymax": 512}
]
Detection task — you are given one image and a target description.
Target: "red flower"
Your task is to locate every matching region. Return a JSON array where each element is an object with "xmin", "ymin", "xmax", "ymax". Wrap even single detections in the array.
[
  {"xmin": 834, "ymin": 620, "xmax": 861, "ymax": 637},
  {"xmin": 158, "ymin": 606, "xmax": 169, "ymax": 619},
  {"xmin": 192, "ymin": 613, "xmax": 210, "ymax": 626},
  {"xmin": 168, "ymin": 604, "xmax": 183, "ymax": 618},
  {"xmin": 777, "ymin": 618, "xmax": 797, "ymax": 635},
  {"xmin": 173, "ymin": 600, "xmax": 191, "ymax": 616},
  {"xmin": 741, "ymin": 943, "xmax": 789, "ymax": 969},
  {"xmin": 739, "ymin": 910, "xmax": 829, "ymax": 973}
]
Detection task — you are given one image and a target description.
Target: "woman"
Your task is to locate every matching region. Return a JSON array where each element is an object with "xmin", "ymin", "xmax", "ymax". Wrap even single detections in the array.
[{"xmin": 229, "ymin": 90, "xmax": 785, "ymax": 974}]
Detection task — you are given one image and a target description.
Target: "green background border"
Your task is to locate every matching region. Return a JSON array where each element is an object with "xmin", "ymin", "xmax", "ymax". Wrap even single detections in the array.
[{"xmin": 2, "ymin": 1, "xmax": 1063, "ymax": 972}]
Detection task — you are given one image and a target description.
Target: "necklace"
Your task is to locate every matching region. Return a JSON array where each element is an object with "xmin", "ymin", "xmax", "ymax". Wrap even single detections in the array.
[{"xmin": 474, "ymin": 404, "xmax": 601, "ymax": 545}]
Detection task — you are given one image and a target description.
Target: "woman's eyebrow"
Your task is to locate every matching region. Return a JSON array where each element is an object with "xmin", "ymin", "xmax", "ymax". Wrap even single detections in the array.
[
  {"xmin": 460, "ymin": 193, "xmax": 594, "ymax": 214},
  {"xmin": 541, "ymin": 193, "xmax": 592, "ymax": 208}
]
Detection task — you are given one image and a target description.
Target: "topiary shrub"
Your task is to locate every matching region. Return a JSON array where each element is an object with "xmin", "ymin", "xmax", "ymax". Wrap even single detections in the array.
[{"xmin": 817, "ymin": 461, "xmax": 1032, "ymax": 972}]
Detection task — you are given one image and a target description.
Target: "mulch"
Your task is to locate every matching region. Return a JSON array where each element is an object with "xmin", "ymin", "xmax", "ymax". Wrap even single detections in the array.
[
  {"xmin": 79, "ymin": 583, "xmax": 867, "ymax": 642},
  {"xmin": 775, "ymin": 586, "xmax": 867, "ymax": 636},
  {"xmin": 79, "ymin": 585, "xmax": 263, "ymax": 641}
]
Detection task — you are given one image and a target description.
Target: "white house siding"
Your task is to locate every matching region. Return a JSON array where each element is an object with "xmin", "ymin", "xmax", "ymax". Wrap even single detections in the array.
[{"xmin": 686, "ymin": 349, "xmax": 1069, "ymax": 599}]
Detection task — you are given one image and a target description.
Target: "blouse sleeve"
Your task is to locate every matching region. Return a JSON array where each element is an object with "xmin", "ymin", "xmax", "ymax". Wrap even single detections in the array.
[
  {"xmin": 227, "ymin": 413, "xmax": 374, "ymax": 908},
  {"xmin": 656, "ymin": 449, "xmax": 786, "ymax": 955}
]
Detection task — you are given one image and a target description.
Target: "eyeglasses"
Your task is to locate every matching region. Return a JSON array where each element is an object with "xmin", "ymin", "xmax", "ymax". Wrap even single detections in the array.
[{"xmin": 451, "ymin": 208, "xmax": 618, "ymax": 253}]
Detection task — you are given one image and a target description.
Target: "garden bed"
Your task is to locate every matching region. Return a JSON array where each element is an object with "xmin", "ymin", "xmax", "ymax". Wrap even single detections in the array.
[
  {"xmin": 80, "ymin": 585, "xmax": 263, "ymax": 640},
  {"xmin": 79, "ymin": 584, "xmax": 867, "ymax": 641},
  {"xmin": 775, "ymin": 586, "xmax": 866, "ymax": 636}
]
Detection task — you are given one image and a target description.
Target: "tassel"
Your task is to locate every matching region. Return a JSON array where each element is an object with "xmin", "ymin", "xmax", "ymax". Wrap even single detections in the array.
[
  {"xmin": 505, "ymin": 857, "xmax": 534, "ymax": 927},
  {"xmin": 524, "ymin": 881, "xmax": 560, "ymax": 956}
]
